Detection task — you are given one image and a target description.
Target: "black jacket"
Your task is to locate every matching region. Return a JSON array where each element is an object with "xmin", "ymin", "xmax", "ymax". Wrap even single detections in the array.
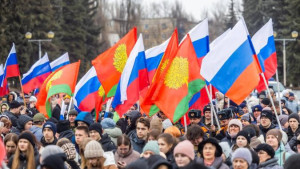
[
  {"xmin": 100, "ymin": 133, "xmax": 116, "ymax": 151},
  {"xmin": 52, "ymin": 104, "xmax": 61, "ymax": 121},
  {"xmin": 58, "ymin": 129, "xmax": 74, "ymax": 141},
  {"xmin": 40, "ymin": 136, "xmax": 58, "ymax": 147},
  {"xmin": 259, "ymin": 123, "xmax": 277, "ymax": 140},
  {"xmin": 3, "ymin": 111, "xmax": 18, "ymax": 127},
  {"xmin": 128, "ymin": 130, "xmax": 146, "ymax": 154},
  {"xmin": 8, "ymin": 148, "xmax": 40, "ymax": 169}
]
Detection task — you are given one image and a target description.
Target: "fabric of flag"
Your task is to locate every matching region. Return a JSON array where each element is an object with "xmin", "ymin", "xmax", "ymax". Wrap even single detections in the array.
[
  {"xmin": 140, "ymin": 29, "xmax": 179, "ymax": 117},
  {"xmin": 50, "ymin": 52, "xmax": 70, "ymax": 71},
  {"xmin": 145, "ymin": 38, "xmax": 169, "ymax": 82},
  {"xmin": 92, "ymin": 28, "xmax": 137, "ymax": 98},
  {"xmin": 200, "ymin": 18, "xmax": 261, "ymax": 104},
  {"xmin": 36, "ymin": 61, "xmax": 80, "ymax": 118},
  {"xmin": 22, "ymin": 53, "xmax": 52, "ymax": 93},
  {"xmin": 112, "ymin": 34, "xmax": 149, "ymax": 117},
  {"xmin": 1, "ymin": 43, "xmax": 20, "ymax": 87},
  {"xmin": 252, "ymin": 19, "xmax": 277, "ymax": 92},
  {"xmin": 74, "ymin": 66, "xmax": 104, "ymax": 113},
  {"xmin": 154, "ymin": 35, "xmax": 206, "ymax": 123},
  {"xmin": 0, "ymin": 64, "xmax": 8, "ymax": 96}
]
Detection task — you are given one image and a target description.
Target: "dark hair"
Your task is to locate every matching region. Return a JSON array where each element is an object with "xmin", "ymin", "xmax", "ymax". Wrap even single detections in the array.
[
  {"xmin": 117, "ymin": 134, "xmax": 131, "ymax": 149},
  {"xmin": 244, "ymin": 124, "xmax": 260, "ymax": 137},
  {"xmin": 4, "ymin": 133, "xmax": 18, "ymax": 145},
  {"xmin": 158, "ymin": 133, "xmax": 177, "ymax": 148},
  {"xmin": 136, "ymin": 117, "xmax": 150, "ymax": 129},
  {"xmin": 148, "ymin": 129, "xmax": 161, "ymax": 140},
  {"xmin": 1, "ymin": 117, "xmax": 12, "ymax": 128},
  {"xmin": 75, "ymin": 126, "xmax": 89, "ymax": 135},
  {"xmin": 186, "ymin": 125, "xmax": 204, "ymax": 141}
]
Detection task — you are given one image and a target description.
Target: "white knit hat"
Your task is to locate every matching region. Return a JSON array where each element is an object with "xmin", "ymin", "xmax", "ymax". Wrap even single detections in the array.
[{"xmin": 84, "ymin": 140, "xmax": 104, "ymax": 158}]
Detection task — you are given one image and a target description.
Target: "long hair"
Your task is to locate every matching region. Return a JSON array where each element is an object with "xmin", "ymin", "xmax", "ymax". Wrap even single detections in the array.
[
  {"xmin": 4, "ymin": 133, "xmax": 18, "ymax": 159},
  {"xmin": 86, "ymin": 157, "xmax": 106, "ymax": 169},
  {"xmin": 11, "ymin": 139, "xmax": 35, "ymax": 169},
  {"xmin": 79, "ymin": 138, "xmax": 93, "ymax": 169}
]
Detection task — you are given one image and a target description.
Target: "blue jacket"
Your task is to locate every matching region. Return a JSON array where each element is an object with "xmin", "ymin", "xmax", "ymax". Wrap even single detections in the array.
[{"xmin": 30, "ymin": 126, "xmax": 43, "ymax": 142}]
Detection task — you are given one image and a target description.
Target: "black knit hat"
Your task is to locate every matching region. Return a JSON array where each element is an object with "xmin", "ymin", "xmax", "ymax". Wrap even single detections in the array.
[
  {"xmin": 9, "ymin": 100, "xmax": 21, "ymax": 109},
  {"xmin": 19, "ymin": 132, "xmax": 35, "ymax": 147},
  {"xmin": 236, "ymin": 130, "xmax": 251, "ymax": 144},
  {"xmin": 198, "ymin": 138, "xmax": 222, "ymax": 158},
  {"xmin": 261, "ymin": 110, "xmax": 273, "ymax": 121},
  {"xmin": 89, "ymin": 123, "xmax": 102, "ymax": 137},
  {"xmin": 17, "ymin": 115, "xmax": 33, "ymax": 130},
  {"xmin": 255, "ymin": 143, "xmax": 275, "ymax": 158},
  {"xmin": 261, "ymin": 98, "xmax": 270, "ymax": 106},
  {"xmin": 56, "ymin": 120, "xmax": 70, "ymax": 134},
  {"xmin": 41, "ymin": 153, "xmax": 67, "ymax": 169},
  {"xmin": 288, "ymin": 113, "xmax": 300, "ymax": 123}
]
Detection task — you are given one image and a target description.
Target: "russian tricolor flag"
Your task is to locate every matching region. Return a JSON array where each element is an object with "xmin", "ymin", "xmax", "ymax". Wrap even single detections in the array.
[
  {"xmin": 112, "ymin": 34, "xmax": 149, "ymax": 116},
  {"xmin": 22, "ymin": 53, "xmax": 52, "ymax": 93},
  {"xmin": 50, "ymin": 52, "xmax": 70, "ymax": 71},
  {"xmin": 74, "ymin": 66, "xmax": 101, "ymax": 112},
  {"xmin": 200, "ymin": 18, "xmax": 261, "ymax": 104},
  {"xmin": 1, "ymin": 43, "xmax": 20, "ymax": 87},
  {"xmin": 252, "ymin": 19, "xmax": 277, "ymax": 92},
  {"xmin": 145, "ymin": 38, "xmax": 169, "ymax": 82},
  {"xmin": 0, "ymin": 64, "xmax": 8, "ymax": 96}
]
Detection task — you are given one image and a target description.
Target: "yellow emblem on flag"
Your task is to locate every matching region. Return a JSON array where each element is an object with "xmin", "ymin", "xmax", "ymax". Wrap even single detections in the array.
[
  {"xmin": 98, "ymin": 85, "xmax": 105, "ymax": 97},
  {"xmin": 46, "ymin": 70, "xmax": 63, "ymax": 91},
  {"xmin": 160, "ymin": 59, "xmax": 169, "ymax": 72},
  {"xmin": 164, "ymin": 57, "xmax": 188, "ymax": 89},
  {"xmin": 113, "ymin": 44, "xmax": 128, "ymax": 73}
]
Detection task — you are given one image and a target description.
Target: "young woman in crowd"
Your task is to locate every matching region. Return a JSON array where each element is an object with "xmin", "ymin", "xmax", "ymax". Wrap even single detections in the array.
[
  {"xmin": 3, "ymin": 133, "xmax": 18, "ymax": 163},
  {"xmin": 79, "ymin": 138, "xmax": 93, "ymax": 169},
  {"xmin": 158, "ymin": 133, "xmax": 177, "ymax": 163},
  {"xmin": 114, "ymin": 135, "xmax": 140, "ymax": 169},
  {"xmin": 173, "ymin": 140, "xmax": 195, "ymax": 168},
  {"xmin": 8, "ymin": 131, "xmax": 40, "ymax": 169},
  {"xmin": 197, "ymin": 138, "xmax": 229, "ymax": 169}
]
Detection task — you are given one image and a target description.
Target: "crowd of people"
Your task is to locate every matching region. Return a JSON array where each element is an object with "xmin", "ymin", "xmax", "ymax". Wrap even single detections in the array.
[{"xmin": 0, "ymin": 89, "xmax": 300, "ymax": 169}]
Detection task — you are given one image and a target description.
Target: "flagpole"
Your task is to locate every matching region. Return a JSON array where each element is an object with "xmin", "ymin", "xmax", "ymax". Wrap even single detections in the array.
[
  {"xmin": 261, "ymin": 73, "xmax": 282, "ymax": 131},
  {"xmin": 183, "ymin": 114, "xmax": 188, "ymax": 133},
  {"xmin": 275, "ymin": 70, "xmax": 283, "ymax": 115},
  {"xmin": 66, "ymin": 97, "xmax": 73, "ymax": 120},
  {"xmin": 205, "ymin": 85, "xmax": 221, "ymax": 130},
  {"xmin": 18, "ymin": 76, "xmax": 26, "ymax": 107}
]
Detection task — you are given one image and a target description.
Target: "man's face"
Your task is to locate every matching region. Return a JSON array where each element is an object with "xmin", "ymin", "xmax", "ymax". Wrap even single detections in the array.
[
  {"xmin": 220, "ymin": 119, "xmax": 229, "ymax": 127},
  {"xmin": 89, "ymin": 130, "xmax": 101, "ymax": 141},
  {"xmin": 228, "ymin": 124, "xmax": 240, "ymax": 135},
  {"xmin": 136, "ymin": 122, "xmax": 149, "ymax": 140},
  {"xmin": 43, "ymin": 128, "xmax": 54, "ymax": 141},
  {"xmin": 204, "ymin": 111, "xmax": 211, "ymax": 120},
  {"xmin": 242, "ymin": 107, "xmax": 248, "ymax": 114},
  {"xmin": 260, "ymin": 117, "xmax": 271, "ymax": 128},
  {"xmin": 75, "ymin": 129, "xmax": 88, "ymax": 145},
  {"xmin": 253, "ymin": 111, "xmax": 261, "ymax": 119},
  {"xmin": 68, "ymin": 114, "xmax": 77, "ymax": 123},
  {"xmin": 77, "ymin": 121, "xmax": 88, "ymax": 127},
  {"xmin": 11, "ymin": 106, "xmax": 21, "ymax": 114},
  {"xmin": 190, "ymin": 118, "xmax": 201, "ymax": 125},
  {"xmin": 24, "ymin": 98, "xmax": 30, "ymax": 104},
  {"xmin": 24, "ymin": 121, "xmax": 33, "ymax": 130}
]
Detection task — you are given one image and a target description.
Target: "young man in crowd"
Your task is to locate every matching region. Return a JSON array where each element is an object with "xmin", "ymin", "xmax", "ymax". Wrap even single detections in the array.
[
  {"xmin": 41, "ymin": 121, "xmax": 57, "ymax": 147},
  {"xmin": 3, "ymin": 101, "xmax": 21, "ymax": 127},
  {"xmin": 89, "ymin": 122, "xmax": 116, "ymax": 151},
  {"xmin": 259, "ymin": 110, "xmax": 277, "ymax": 141},
  {"xmin": 75, "ymin": 125, "xmax": 89, "ymax": 152},
  {"xmin": 30, "ymin": 113, "xmax": 46, "ymax": 141},
  {"xmin": 128, "ymin": 117, "xmax": 150, "ymax": 153},
  {"xmin": 68, "ymin": 109, "xmax": 78, "ymax": 131}
]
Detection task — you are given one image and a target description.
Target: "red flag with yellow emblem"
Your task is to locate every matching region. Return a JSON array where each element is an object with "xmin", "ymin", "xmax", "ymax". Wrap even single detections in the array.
[
  {"xmin": 153, "ymin": 35, "xmax": 206, "ymax": 123},
  {"xmin": 140, "ymin": 29, "xmax": 179, "ymax": 116},
  {"xmin": 92, "ymin": 28, "xmax": 137, "ymax": 98},
  {"xmin": 36, "ymin": 61, "xmax": 80, "ymax": 118}
]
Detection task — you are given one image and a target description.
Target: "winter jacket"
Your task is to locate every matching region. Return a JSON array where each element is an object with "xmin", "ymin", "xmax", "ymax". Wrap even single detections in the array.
[
  {"xmin": 257, "ymin": 157, "xmax": 283, "ymax": 169},
  {"xmin": 8, "ymin": 148, "xmax": 40, "ymax": 169},
  {"xmin": 40, "ymin": 136, "xmax": 58, "ymax": 147},
  {"xmin": 3, "ymin": 111, "xmax": 18, "ymax": 127},
  {"xmin": 128, "ymin": 130, "xmax": 146, "ymax": 154},
  {"xmin": 114, "ymin": 147, "xmax": 140, "ymax": 168},
  {"xmin": 259, "ymin": 123, "xmax": 277, "ymax": 141},
  {"xmin": 100, "ymin": 133, "xmax": 117, "ymax": 152},
  {"xmin": 52, "ymin": 104, "xmax": 61, "ymax": 121},
  {"xmin": 58, "ymin": 129, "xmax": 74, "ymax": 141},
  {"xmin": 275, "ymin": 142, "xmax": 292, "ymax": 166},
  {"xmin": 286, "ymin": 125, "xmax": 300, "ymax": 142},
  {"xmin": 196, "ymin": 157, "xmax": 229, "ymax": 169},
  {"xmin": 221, "ymin": 132, "xmax": 237, "ymax": 148},
  {"xmin": 30, "ymin": 125, "xmax": 43, "ymax": 141},
  {"xmin": 104, "ymin": 127, "xmax": 122, "ymax": 145},
  {"xmin": 74, "ymin": 112, "xmax": 93, "ymax": 126},
  {"xmin": 286, "ymin": 100, "xmax": 300, "ymax": 114}
]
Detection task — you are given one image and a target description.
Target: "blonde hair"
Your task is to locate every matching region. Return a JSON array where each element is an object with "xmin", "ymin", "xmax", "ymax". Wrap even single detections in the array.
[
  {"xmin": 79, "ymin": 138, "xmax": 93, "ymax": 169},
  {"xmin": 11, "ymin": 139, "xmax": 35, "ymax": 169},
  {"xmin": 86, "ymin": 157, "xmax": 106, "ymax": 169}
]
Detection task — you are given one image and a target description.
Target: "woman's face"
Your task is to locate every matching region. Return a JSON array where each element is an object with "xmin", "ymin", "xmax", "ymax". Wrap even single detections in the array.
[
  {"xmin": 143, "ymin": 150, "xmax": 154, "ymax": 159},
  {"xmin": 18, "ymin": 139, "xmax": 29, "ymax": 152},
  {"xmin": 236, "ymin": 136, "xmax": 248, "ymax": 147},
  {"xmin": 1, "ymin": 105, "xmax": 7, "ymax": 112},
  {"xmin": 118, "ymin": 144, "xmax": 130, "ymax": 156},
  {"xmin": 203, "ymin": 143, "xmax": 216, "ymax": 160},
  {"xmin": 88, "ymin": 157, "xmax": 98, "ymax": 167},
  {"xmin": 6, "ymin": 140, "xmax": 17, "ymax": 154},
  {"xmin": 229, "ymin": 124, "xmax": 240, "ymax": 136},
  {"xmin": 158, "ymin": 138, "xmax": 172, "ymax": 154},
  {"xmin": 175, "ymin": 153, "xmax": 191, "ymax": 167},
  {"xmin": 232, "ymin": 158, "xmax": 248, "ymax": 169},
  {"xmin": 257, "ymin": 150, "xmax": 271, "ymax": 163},
  {"xmin": 266, "ymin": 135, "xmax": 279, "ymax": 149}
]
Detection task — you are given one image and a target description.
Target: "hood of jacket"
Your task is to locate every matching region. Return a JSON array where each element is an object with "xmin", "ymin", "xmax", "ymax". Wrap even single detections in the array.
[
  {"xmin": 75, "ymin": 112, "xmax": 93, "ymax": 126},
  {"xmin": 104, "ymin": 127, "xmax": 122, "ymax": 138}
]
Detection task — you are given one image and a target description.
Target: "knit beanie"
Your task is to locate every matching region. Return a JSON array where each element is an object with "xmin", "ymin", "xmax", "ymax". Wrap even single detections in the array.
[
  {"xmin": 17, "ymin": 115, "xmax": 33, "ymax": 130},
  {"xmin": 101, "ymin": 118, "xmax": 115, "ymax": 129},
  {"xmin": 279, "ymin": 114, "xmax": 289, "ymax": 127},
  {"xmin": 19, "ymin": 132, "xmax": 35, "ymax": 147},
  {"xmin": 266, "ymin": 129, "xmax": 282, "ymax": 143},
  {"xmin": 40, "ymin": 145, "xmax": 65, "ymax": 161},
  {"xmin": 241, "ymin": 113, "xmax": 251, "ymax": 122},
  {"xmin": 289, "ymin": 113, "xmax": 300, "ymax": 123},
  {"xmin": 236, "ymin": 130, "xmax": 251, "ymax": 144},
  {"xmin": 143, "ymin": 141, "xmax": 160, "ymax": 155},
  {"xmin": 84, "ymin": 140, "xmax": 104, "ymax": 158},
  {"xmin": 150, "ymin": 118, "xmax": 163, "ymax": 132},
  {"xmin": 43, "ymin": 121, "xmax": 57, "ymax": 135},
  {"xmin": 89, "ymin": 123, "xmax": 103, "ymax": 136},
  {"xmin": 255, "ymin": 143, "xmax": 275, "ymax": 158},
  {"xmin": 61, "ymin": 142, "xmax": 77, "ymax": 160},
  {"xmin": 228, "ymin": 119, "xmax": 243, "ymax": 130},
  {"xmin": 260, "ymin": 110, "xmax": 273, "ymax": 121},
  {"xmin": 261, "ymin": 98, "xmax": 270, "ymax": 106},
  {"xmin": 174, "ymin": 140, "xmax": 195, "ymax": 160},
  {"xmin": 41, "ymin": 153, "xmax": 67, "ymax": 169},
  {"xmin": 284, "ymin": 154, "xmax": 300, "ymax": 169},
  {"xmin": 56, "ymin": 120, "xmax": 70, "ymax": 134},
  {"xmin": 232, "ymin": 148, "xmax": 252, "ymax": 166}
]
